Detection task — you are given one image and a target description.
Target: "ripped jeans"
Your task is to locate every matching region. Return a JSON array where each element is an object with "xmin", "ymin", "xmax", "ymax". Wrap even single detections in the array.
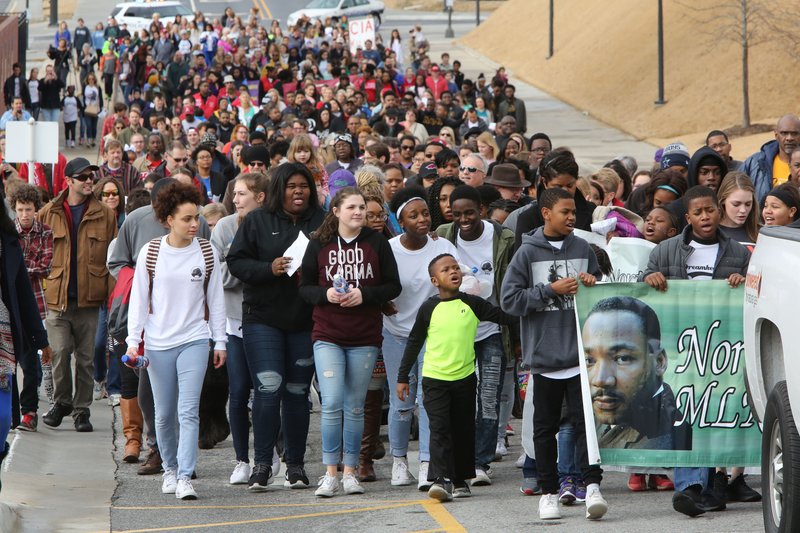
[
  {"xmin": 242, "ymin": 322, "xmax": 315, "ymax": 466},
  {"xmin": 313, "ymin": 341, "xmax": 379, "ymax": 468},
  {"xmin": 474, "ymin": 333, "xmax": 506, "ymax": 469}
]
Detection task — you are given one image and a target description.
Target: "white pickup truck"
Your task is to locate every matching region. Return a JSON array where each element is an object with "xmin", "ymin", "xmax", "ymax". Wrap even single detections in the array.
[{"xmin": 744, "ymin": 224, "xmax": 800, "ymax": 533}]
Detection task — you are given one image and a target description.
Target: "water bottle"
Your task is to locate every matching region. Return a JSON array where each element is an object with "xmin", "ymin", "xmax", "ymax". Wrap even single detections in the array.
[
  {"xmin": 332, "ymin": 273, "xmax": 350, "ymax": 294},
  {"xmin": 122, "ymin": 354, "xmax": 150, "ymax": 369}
]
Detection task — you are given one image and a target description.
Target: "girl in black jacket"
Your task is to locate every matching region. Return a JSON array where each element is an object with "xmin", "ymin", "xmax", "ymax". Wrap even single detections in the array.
[{"xmin": 226, "ymin": 163, "xmax": 324, "ymax": 491}]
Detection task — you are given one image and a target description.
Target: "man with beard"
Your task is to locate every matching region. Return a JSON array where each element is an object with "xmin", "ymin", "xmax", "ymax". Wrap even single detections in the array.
[
  {"xmin": 582, "ymin": 296, "xmax": 691, "ymax": 451},
  {"xmin": 742, "ymin": 114, "xmax": 800, "ymax": 203},
  {"xmin": 133, "ymin": 132, "xmax": 167, "ymax": 175}
]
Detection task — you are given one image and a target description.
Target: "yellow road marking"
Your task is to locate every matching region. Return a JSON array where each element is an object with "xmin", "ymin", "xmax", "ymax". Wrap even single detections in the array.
[
  {"xmin": 254, "ymin": 0, "xmax": 273, "ymax": 21},
  {"xmin": 421, "ymin": 501, "xmax": 467, "ymax": 533},
  {"xmin": 114, "ymin": 500, "xmax": 424, "ymax": 532},
  {"xmin": 114, "ymin": 499, "xmax": 428, "ymax": 510}
]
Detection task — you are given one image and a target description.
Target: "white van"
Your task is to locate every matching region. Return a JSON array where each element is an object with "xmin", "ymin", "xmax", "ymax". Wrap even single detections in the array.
[{"xmin": 111, "ymin": 1, "xmax": 194, "ymax": 33}]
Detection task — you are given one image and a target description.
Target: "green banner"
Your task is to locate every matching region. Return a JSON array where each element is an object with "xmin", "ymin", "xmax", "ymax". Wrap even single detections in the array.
[{"xmin": 575, "ymin": 281, "xmax": 761, "ymax": 467}]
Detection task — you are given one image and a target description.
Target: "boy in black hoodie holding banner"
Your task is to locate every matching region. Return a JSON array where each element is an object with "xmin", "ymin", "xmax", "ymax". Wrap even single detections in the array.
[{"xmin": 501, "ymin": 188, "xmax": 607, "ymax": 521}]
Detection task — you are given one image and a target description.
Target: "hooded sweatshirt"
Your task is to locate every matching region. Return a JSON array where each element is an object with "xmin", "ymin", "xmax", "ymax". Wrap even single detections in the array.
[
  {"xmin": 500, "ymin": 228, "xmax": 600, "ymax": 374},
  {"xmin": 668, "ymin": 147, "xmax": 727, "ymax": 231},
  {"xmin": 514, "ymin": 181, "xmax": 596, "ymax": 249},
  {"xmin": 299, "ymin": 226, "xmax": 401, "ymax": 347}
]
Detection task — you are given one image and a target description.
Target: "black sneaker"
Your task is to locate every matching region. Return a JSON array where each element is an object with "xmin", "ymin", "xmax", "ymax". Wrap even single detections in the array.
[
  {"xmin": 727, "ymin": 474, "xmax": 762, "ymax": 502},
  {"xmin": 672, "ymin": 484, "xmax": 708, "ymax": 517},
  {"xmin": 42, "ymin": 403, "xmax": 73, "ymax": 428},
  {"xmin": 284, "ymin": 464, "xmax": 310, "ymax": 489},
  {"xmin": 427, "ymin": 478, "xmax": 453, "ymax": 502},
  {"xmin": 711, "ymin": 471, "xmax": 728, "ymax": 504},
  {"xmin": 74, "ymin": 413, "xmax": 93, "ymax": 432},
  {"xmin": 248, "ymin": 462, "xmax": 273, "ymax": 492},
  {"xmin": 453, "ymin": 481, "xmax": 471, "ymax": 498}
]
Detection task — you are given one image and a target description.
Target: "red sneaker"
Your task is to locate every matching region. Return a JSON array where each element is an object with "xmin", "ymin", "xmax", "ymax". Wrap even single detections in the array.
[
  {"xmin": 648, "ymin": 474, "xmax": 675, "ymax": 491},
  {"xmin": 18, "ymin": 412, "xmax": 37, "ymax": 432},
  {"xmin": 627, "ymin": 473, "xmax": 648, "ymax": 491}
]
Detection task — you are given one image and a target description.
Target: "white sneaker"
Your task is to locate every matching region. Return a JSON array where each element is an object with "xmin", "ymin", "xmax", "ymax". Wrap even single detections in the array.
[
  {"xmin": 342, "ymin": 472, "xmax": 365, "ymax": 494},
  {"xmin": 161, "ymin": 469, "xmax": 177, "ymax": 494},
  {"xmin": 108, "ymin": 394, "xmax": 121, "ymax": 407},
  {"xmin": 495, "ymin": 440, "xmax": 508, "ymax": 460},
  {"xmin": 315, "ymin": 473, "xmax": 340, "ymax": 497},
  {"xmin": 391, "ymin": 457, "xmax": 415, "ymax": 486},
  {"xmin": 271, "ymin": 447, "xmax": 281, "ymax": 478},
  {"xmin": 176, "ymin": 478, "xmax": 198, "ymax": 500},
  {"xmin": 471, "ymin": 467, "xmax": 492, "ymax": 486},
  {"xmin": 585, "ymin": 486, "xmax": 608, "ymax": 520},
  {"xmin": 515, "ymin": 453, "xmax": 526, "ymax": 468},
  {"xmin": 539, "ymin": 493, "xmax": 561, "ymax": 520},
  {"xmin": 417, "ymin": 461, "xmax": 431, "ymax": 491},
  {"xmin": 229, "ymin": 461, "xmax": 251, "ymax": 485}
]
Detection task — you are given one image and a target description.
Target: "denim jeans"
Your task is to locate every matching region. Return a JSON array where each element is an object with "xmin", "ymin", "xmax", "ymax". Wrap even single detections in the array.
[
  {"xmin": 93, "ymin": 304, "xmax": 120, "ymax": 395},
  {"xmin": 474, "ymin": 333, "xmax": 505, "ymax": 469},
  {"xmin": 146, "ymin": 339, "xmax": 209, "ymax": 480},
  {"xmin": 0, "ymin": 377, "xmax": 10, "ymax": 446},
  {"xmin": 382, "ymin": 328, "xmax": 430, "ymax": 461},
  {"xmin": 40, "ymin": 108, "xmax": 60, "ymax": 123},
  {"xmin": 557, "ymin": 421, "xmax": 580, "ymax": 480},
  {"xmin": 242, "ymin": 322, "xmax": 314, "ymax": 465},
  {"xmin": 226, "ymin": 334, "xmax": 252, "ymax": 462},
  {"xmin": 674, "ymin": 467, "xmax": 711, "ymax": 492},
  {"xmin": 497, "ymin": 363, "xmax": 516, "ymax": 441},
  {"xmin": 314, "ymin": 341, "xmax": 379, "ymax": 467},
  {"xmin": 523, "ymin": 454, "xmax": 539, "ymax": 479}
]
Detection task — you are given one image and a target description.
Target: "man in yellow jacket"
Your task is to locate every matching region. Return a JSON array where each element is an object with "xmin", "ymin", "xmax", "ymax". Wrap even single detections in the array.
[{"xmin": 37, "ymin": 157, "xmax": 118, "ymax": 432}]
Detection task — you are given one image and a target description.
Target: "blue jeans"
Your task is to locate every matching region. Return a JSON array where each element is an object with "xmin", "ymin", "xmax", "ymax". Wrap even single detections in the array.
[
  {"xmin": 523, "ymin": 454, "xmax": 539, "ymax": 479},
  {"xmin": 557, "ymin": 421, "xmax": 580, "ymax": 480},
  {"xmin": 475, "ymin": 333, "xmax": 505, "ymax": 469},
  {"xmin": 314, "ymin": 341, "xmax": 378, "ymax": 467},
  {"xmin": 226, "ymin": 334, "xmax": 252, "ymax": 462},
  {"xmin": 674, "ymin": 467, "xmax": 711, "ymax": 492},
  {"xmin": 40, "ymin": 108, "xmax": 60, "ymax": 123},
  {"xmin": 146, "ymin": 339, "xmax": 209, "ymax": 480},
  {"xmin": 242, "ymin": 322, "xmax": 314, "ymax": 465},
  {"xmin": 382, "ymin": 328, "xmax": 430, "ymax": 461},
  {"xmin": 93, "ymin": 304, "xmax": 120, "ymax": 395},
  {"xmin": 498, "ymin": 363, "xmax": 516, "ymax": 440}
]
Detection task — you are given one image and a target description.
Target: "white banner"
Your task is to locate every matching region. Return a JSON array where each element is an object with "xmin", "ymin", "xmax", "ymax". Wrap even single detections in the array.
[{"xmin": 348, "ymin": 16, "xmax": 376, "ymax": 55}]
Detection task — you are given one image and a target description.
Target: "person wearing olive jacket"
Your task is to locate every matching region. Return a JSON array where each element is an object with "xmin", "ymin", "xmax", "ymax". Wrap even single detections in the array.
[{"xmin": 226, "ymin": 162, "xmax": 325, "ymax": 492}]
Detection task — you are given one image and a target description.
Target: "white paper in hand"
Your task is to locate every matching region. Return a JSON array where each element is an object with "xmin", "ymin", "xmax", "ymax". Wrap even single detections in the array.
[{"xmin": 284, "ymin": 232, "xmax": 310, "ymax": 276}]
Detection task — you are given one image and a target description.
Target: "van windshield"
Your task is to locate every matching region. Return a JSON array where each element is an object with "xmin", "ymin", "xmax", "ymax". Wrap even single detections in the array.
[{"xmin": 306, "ymin": 0, "xmax": 340, "ymax": 8}]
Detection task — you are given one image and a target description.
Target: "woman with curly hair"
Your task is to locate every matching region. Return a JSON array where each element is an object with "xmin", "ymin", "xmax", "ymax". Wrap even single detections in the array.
[
  {"xmin": 125, "ymin": 182, "xmax": 226, "ymax": 500},
  {"xmin": 427, "ymin": 176, "xmax": 462, "ymax": 231},
  {"xmin": 288, "ymin": 133, "xmax": 329, "ymax": 207}
]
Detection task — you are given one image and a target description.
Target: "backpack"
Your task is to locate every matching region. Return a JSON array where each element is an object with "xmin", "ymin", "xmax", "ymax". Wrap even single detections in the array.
[
  {"xmin": 107, "ymin": 265, "xmax": 136, "ymax": 344},
  {"xmin": 145, "ymin": 237, "xmax": 215, "ymax": 320}
]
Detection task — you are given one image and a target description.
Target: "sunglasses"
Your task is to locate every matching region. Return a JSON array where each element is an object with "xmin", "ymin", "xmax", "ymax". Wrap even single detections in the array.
[
  {"xmin": 102, "ymin": 191, "xmax": 120, "ymax": 198},
  {"xmin": 401, "ymin": 145, "xmax": 414, "ymax": 150},
  {"xmin": 170, "ymin": 155, "xmax": 189, "ymax": 162},
  {"xmin": 459, "ymin": 165, "xmax": 480, "ymax": 173},
  {"xmin": 71, "ymin": 173, "xmax": 93, "ymax": 182},
  {"xmin": 249, "ymin": 161, "xmax": 266, "ymax": 167}
]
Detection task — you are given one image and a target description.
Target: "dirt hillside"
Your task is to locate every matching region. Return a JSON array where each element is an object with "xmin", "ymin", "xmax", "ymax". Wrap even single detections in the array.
[{"xmin": 460, "ymin": 0, "xmax": 799, "ymax": 140}]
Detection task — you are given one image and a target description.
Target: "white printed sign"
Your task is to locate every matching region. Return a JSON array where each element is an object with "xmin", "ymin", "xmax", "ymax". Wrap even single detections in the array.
[{"xmin": 348, "ymin": 16, "xmax": 376, "ymax": 55}]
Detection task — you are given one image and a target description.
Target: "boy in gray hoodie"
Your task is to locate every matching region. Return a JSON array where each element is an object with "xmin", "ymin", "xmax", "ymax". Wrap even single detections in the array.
[{"xmin": 500, "ymin": 188, "xmax": 606, "ymax": 521}]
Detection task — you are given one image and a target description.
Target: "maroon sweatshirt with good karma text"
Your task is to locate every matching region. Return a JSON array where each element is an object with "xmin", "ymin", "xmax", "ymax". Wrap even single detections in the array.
[{"xmin": 299, "ymin": 227, "xmax": 401, "ymax": 347}]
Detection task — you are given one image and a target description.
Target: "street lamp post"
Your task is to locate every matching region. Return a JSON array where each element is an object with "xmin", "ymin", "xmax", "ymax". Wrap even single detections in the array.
[
  {"xmin": 49, "ymin": 0, "xmax": 58, "ymax": 26},
  {"xmin": 547, "ymin": 0, "xmax": 554, "ymax": 59},
  {"xmin": 476, "ymin": 0, "xmax": 480, "ymax": 26},
  {"xmin": 445, "ymin": 0, "xmax": 454, "ymax": 38},
  {"xmin": 655, "ymin": 0, "xmax": 666, "ymax": 105}
]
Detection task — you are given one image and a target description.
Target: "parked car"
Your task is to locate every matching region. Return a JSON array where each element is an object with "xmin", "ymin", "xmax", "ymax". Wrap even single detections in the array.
[
  {"xmin": 287, "ymin": 0, "xmax": 384, "ymax": 28},
  {"xmin": 744, "ymin": 224, "xmax": 800, "ymax": 533},
  {"xmin": 111, "ymin": 1, "xmax": 194, "ymax": 33}
]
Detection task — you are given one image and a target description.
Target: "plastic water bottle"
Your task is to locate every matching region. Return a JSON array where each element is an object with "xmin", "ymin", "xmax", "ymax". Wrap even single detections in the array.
[
  {"xmin": 332, "ymin": 273, "xmax": 350, "ymax": 294},
  {"xmin": 122, "ymin": 354, "xmax": 150, "ymax": 369}
]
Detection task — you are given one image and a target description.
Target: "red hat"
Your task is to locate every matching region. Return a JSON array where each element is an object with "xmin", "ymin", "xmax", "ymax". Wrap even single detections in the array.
[{"xmin": 431, "ymin": 65, "xmax": 440, "ymax": 72}]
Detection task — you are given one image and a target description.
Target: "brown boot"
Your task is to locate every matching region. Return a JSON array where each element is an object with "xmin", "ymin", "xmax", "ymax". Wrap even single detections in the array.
[
  {"xmin": 358, "ymin": 389, "xmax": 383, "ymax": 482},
  {"xmin": 137, "ymin": 448, "xmax": 163, "ymax": 475},
  {"xmin": 120, "ymin": 398, "xmax": 143, "ymax": 463}
]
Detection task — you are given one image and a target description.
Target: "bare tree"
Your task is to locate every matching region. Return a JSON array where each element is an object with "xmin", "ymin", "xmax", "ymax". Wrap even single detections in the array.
[{"xmin": 678, "ymin": 0, "xmax": 771, "ymax": 128}]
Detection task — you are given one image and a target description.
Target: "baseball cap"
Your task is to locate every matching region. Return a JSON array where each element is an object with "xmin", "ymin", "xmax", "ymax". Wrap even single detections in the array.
[
  {"xmin": 418, "ymin": 162, "xmax": 438, "ymax": 179},
  {"xmin": 64, "ymin": 157, "xmax": 99, "ymax": 177},
  {"xmin": 223, "ymin": 75, "xmax": 235, "ymax": 84}
]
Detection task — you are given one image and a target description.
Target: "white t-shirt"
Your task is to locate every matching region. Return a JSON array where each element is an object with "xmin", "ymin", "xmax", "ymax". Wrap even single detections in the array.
[
  {"xmin": 383, "ymin": 235, "xmax": 459, "ymax": 338},
  {"xmin": 127, "ymin": 236, "xmax": 227, "ymax": 351},
  {"xmin": 457, "ymin": 220, "xmax": 500, "ymax": 342},
  {"xmin": 687, "ymin": 240, "xmax": 718, "ymax": 280}
]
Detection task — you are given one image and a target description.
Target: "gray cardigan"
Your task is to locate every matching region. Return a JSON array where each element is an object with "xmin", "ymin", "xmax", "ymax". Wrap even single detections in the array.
[
  {"xmin": 639, "ymin": 225, "xmax": 750, "ymax": 281},
  {"xmin": 210, "ymin": 213, "xmax": 243, "ymax": 323}
]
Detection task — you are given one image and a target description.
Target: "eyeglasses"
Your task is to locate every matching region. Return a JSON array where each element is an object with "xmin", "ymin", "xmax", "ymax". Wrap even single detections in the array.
[
  {"xmin": 366, "ymin": 212, "xmax": 388, "ymax": 222},
  {"xmin": 249, "ymin": 161, "xmax": 266, "ymax": 167},
  {"xmin": 531, "ymin": 147, "xmax": 549, "ymax": 154},
  {"xmin": 459, "ymin": 165, "xmax": 481, "ymax": 173},
  {"xmin": 401, "ymin": 145, "xmax": 414, "ymax": 150},
  {"xmin": 170, "ymin": 155, "xmax": 188, "ymax": 162},
  {"xmin": 102, "ymin": 191, "xmax": 120, "ymax": 198},
  {"xmin": 71, "ymin": 173, "xmax": 93, "ymax": 182}
]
